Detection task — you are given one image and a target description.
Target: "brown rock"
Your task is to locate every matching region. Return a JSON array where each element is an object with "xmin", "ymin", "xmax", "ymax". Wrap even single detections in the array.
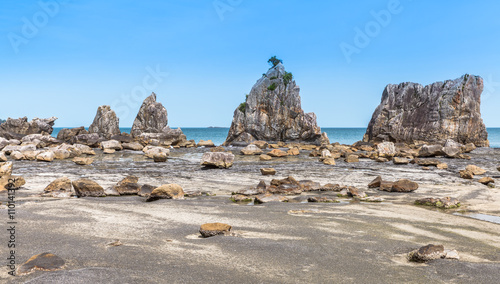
[
  {"xmin": 73, "ymin": 157, "xmax": 94, "ymax": 165},
  {"xmin": 345, "ymin": 154, "xmax": 359, "ymax": 163},
  {"xmin": 252, "ymin": 141, "xmax": 268, "ymax": 149},
  {"xmin": 307, "ymin": 196, "xmax": 338, "ymax": 203},
  {"xmin": 0, "ymin": 161, "xmax": 13, "ymax": 176},
  {"xmin": 267, "ymin": 149, "xmax": 288, "ymax": 157},
  {"xmin": 138, "ymin": 184, "xmax": 156, "ymax": 197},
  {"xmin": 17, "ymin": 253, "xmax": 65, "ymax": 275},
  {"xmin": 376, "ymin": 157, "xmax": 388, "ymax": 163},
  {"xmin": 415, "ymin": 197, "xmax": 460, "ymax": 209},
  {"xmin": 44, "ymin": 177, "xmax": 72, "ymax": 192},
  {"xmin": 122, "ymin": 142, "xmax": 144, "ymax": 151},
  {"xmin": 0, "ymin": 175, "xmax": 26, "ymax": 190},
  {"xmin": 259, "ymin": 154, "xmax": 272, "ymax": 161},
  {"xmin": 199, "ymin": 223, "xmax": 232, "ymax": 238},
  {"xmin": 322, "ymin": 157, "xmax": 336, "ymax": 165},
  {"xmin": 153, "ymin": 152, "xmax": 168, "ymax": 162},
  {"xmin": 408, "ymin": 244, "xmax": 445, "ymax": 262},
  {"xmin": 88, "ymin": 105, "xmax": 120, "ymax": 139},
  {"xmin": 72, "ymin": 178, "xmax": 105, "ymax": 197},
  {"xmin": 347, "ymin": 186, "xmax": 367, "ymax": 198},
  {"xmin": 0, "ymin": 152, "xmax": 7, "ymax": 162},
  {"xmin": 379, "ymin": 181, "xmax": 395, "ymax": 191},
  {"xmin": 146, "ymin": 184, "xmax": 184, "ymax": 201},
  {"xmin": 287, "ymin": 147, "xmax": 300, "ymax": 156},
  {"xmin": 260, "ymin": 168, "xmax": 276, "ymax": 175},
  {"xmin": 465, "ymin": 165, "xmax": 486, "ymax": 175},
  {"xmin": 459, "ymin": 169, "xmax": 474, "ymax": 179},
  {"xmin": 254, "ymin": 193, "xmax": 289, "ymax": 203},
  {"xmin": 478, "ymin": 177, "xmax": 494, "ymax": 185},
  {"xmin": 393, "ymin": 157, "xmax": 409, "ymax": 165},
  {"xmin": 391, "ymin": 179, "xmax": 419, "ymax": 192},
  {"xmin": 210, "ymin": 146, "xmax": 227, "ymax": 152},
  {"xmin": 436, "ymin": 163, "xmax": 448, "ymax": 169},
  {"xmin": 113, "ymin": 176, "xmax": 141, "ymax": 195},
  {"xmin": 197, "ymin": 140, "xmax": 215, "ymax": 147},
  {"xmin": 36, "ymin": 151, "xmax": 55, "ymax": 162},
  {"xmin": 368, "ymin": 176, "xmax": 382, "ymax": 188}
]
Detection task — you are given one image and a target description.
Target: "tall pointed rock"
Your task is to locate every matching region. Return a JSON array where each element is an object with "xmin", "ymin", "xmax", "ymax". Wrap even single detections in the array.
[
  {"xmin": 131, "ymin": 93, "xmax": 168, "ymax": 136},
  {"xmin": 224, "ymin": 63, "xmax": 321, "ymax": 145},
  {"xmin": 88, "ymin": 105, "xmax": 120, "ymax": 139}
]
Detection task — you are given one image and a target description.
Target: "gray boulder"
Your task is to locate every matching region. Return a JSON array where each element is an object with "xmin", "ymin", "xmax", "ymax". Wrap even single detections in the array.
[
  {"xmin": 0, "ymin": 117, "xmax": 57, "ymax": 139},
  {"xmin": 131, "ymin": 93, "xmax": 168, "ymax": 136},
  {"xmin": 364, "ymin": 74, "xmax": 489, "ymax": 147}
]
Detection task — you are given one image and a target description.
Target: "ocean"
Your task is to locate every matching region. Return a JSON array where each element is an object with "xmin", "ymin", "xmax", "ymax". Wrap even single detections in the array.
[{"xmin": 51, "ymin": 127, "xmax": 500, "ymax": 148}]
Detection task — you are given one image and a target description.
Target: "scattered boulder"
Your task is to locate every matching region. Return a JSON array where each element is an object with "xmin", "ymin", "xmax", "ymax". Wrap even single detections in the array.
[
  {"xmin": 197, "ymin": 140, "xmax": 215, "ymax": 147},
  {"xmin": 101, "ymin": 140, "xmax": 123, "ymax": 151},
  {"xmin": 10, "ymin": 151, "xmax": 25, "ymax": 160},
  {"xmin": 201, "ymin": 152, "xmax": 234, "ymax": 169},
  {"xmin": 146, "ymin": 184, "xmax": 184, "ymax": 201},
  {"xmin": 210, "ymin": 146, "xmax": 227, "ymax": 152},
  {"xmin": 363, "ymin": 74, "xmax": 489, "ymax": 147},
  {"xmin": 322, "ymin": 158, "xmax": 336, "ymax": 165},
  {"xmin": 43, "ymin": 177, "xmax": 73, "ymax": 198},
  {"xmin": 478, "ymin": 177, "xmax": 494, "ymax": 185},
  {"xmin": 73, "ymin": 157, "xmax": 94, "ymax": 165},
  {"xmin": 56, "ymin": 126, "xmax": 88, "ymax": 142},
  {"xmin": 376, "ymin": 157, "xmax": 389, "ymax": 163},
  {"xmin": 408, "ymin": 244, "xmax": 445, "ymax": 262},
  {"xmin": 199, "ymin": 223, "xmax": 232, "ymax": 238},
  {"xmin": 377, "ymin": 142, "xmax": 396, "ymax": 157},
  {"xmin": 0, "ymin": 161, "xmax": 13, "ymax": 176},
  {"xmin": 415, "ymin": 158, "xmax": 440, "ymax": 166},
  {"xmin": 231, "ymin": 195, "xmax": 254, "ymax": 202},
  {"xmin": 459, "ymin": 169, "xmax": 474, "ymax": 179},
  {"xmin": 0, "ymin": 152, "xmax": 7, "ymax": 162},
  {"xmin": 72, "ymin": 178, "xmax": 105, "ymax": 197},
  {"xmin": 368, "ymin": 176, "xmax": 382, "ymax": 188},
  {"xmin": 36, "ymin": 151, "xmax": 55, "ymax": 162},
  {"xmin": 319, "ymin": 149, "xmax": 332, "ymax": 161},
  {"xmin": 436, "ymin": 163, "xmax": 448, "ymax": 169},
  {"xmin": 70, "ymin": 133, "xmax": 102, "ymax": 148},
  {"xmin": 259, "ymin": 154, "xmax": 272, "ymax": 161},
  {"xmin": 153, "ymin": 152, "xmax": 168, "ymax": 162},
  {"xmin": 415, "ymin": 197, "xmax": 460, "ymax": 209},
  {"xmin": 465, "ymin": 165, "xmax": 486, "ymax": 175},
  {"xmin": 461, "ymin": 143, "xmax": 476, "ymax": 153},
  {"xmin": 131, "ymin": 93, "xmax": 168, "ymax": 136},
  {"xmin": 347, "ymin": 186, "xmax": 367, "ymax": 198},
  {"xmin": 260, "ymin": 168, "xmax": 276, "ymax": 175},
  {"xmin": 17, "ymin": 253, "xmax": 65, "ymax": 275},
  {"xmin": 241, "ymin": 144, "xmax": 263, "ymax": 155},
  {"xmin": 254, "ymin": 193, "xmax": 289, "ymax": 203},
  {"xmin": 112, "ymin": 176, "xmax": 140, "ymax": 195},
  {"xmin": 122, "ymin": 142, "xmax": 144, "ymax": 151},
  {"xmin": 308, "ymin": 196, "xmax": 338, "ymax": 203},
  {"xmin": 267, "ymin": 149, "xmax": 288, "ymax": 157},
  {"xmin": 391, "ymin": 179, "xmax": 419, "ymax": 192},
  {"xmin": 0, "ymin": 175, "xmax": 25, "ymax": 190},
  {"xmin": 138, "ymin": 184, "xmax": 156, "ymax": 197},
  {"xmin": 393, "ymin": 157, "xmax": 409, "ymax": 165},
  {"xmin": 252, "ymin": 141, "xmax": 268, "ymax": 149},
  {"xmin": 287, "ymin": 147, "xmax": 300, "ymax": 156},
  {"xmin": 53, "ymin": 149, "xmax": 70, "ymax": 160},
  {"xmin": 88, "ymin": 105, "xmax": 120, "ymax": 139},
  {"xmin": 344, "ymin": 154, "xmax": 359, "ymax": 163},
  {"xmin": 143, "ymin": 146, "xmax": 170, "ymax": 159}
]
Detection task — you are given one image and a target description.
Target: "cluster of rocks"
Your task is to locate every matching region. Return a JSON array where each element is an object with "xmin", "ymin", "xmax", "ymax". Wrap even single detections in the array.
[
  {"xmin": 415, "ymin": 197, "xmax": 461, "ymax": 209},
  {"xmin": 230, "ymin": 176, "xmax": 382, "ymax": 204},
  {"xmin": 368, "ymin": 176, "xmax": 419, "ymax": 192},
  {"xmin": 0, "ymin": 161, "xmax": 26, "ymax": 191},
  {"xmin": 459, "ymin": 165, "xmax": 495, "ymax": 186},
  {"xmin": 41, "ymin": 175, "xmax": 185, "ymax": 202}
]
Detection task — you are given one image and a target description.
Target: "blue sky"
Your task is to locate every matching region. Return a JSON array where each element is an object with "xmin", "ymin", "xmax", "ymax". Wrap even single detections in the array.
[{"xmin": 1, "ymin": 0, "xmax": 500, "ymax": 128}]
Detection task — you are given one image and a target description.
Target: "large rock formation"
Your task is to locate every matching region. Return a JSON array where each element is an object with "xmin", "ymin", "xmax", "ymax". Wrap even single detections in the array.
[
  {"xmin": 131, "ymin": 93, "xmax": 186, "ymax": 146},
  {"xmin": 88, "ymin": 105, "xmax": 120, "ymax": 139},
  {"xmin": 364, "ymin": 74, "xmax": 489, "ymax": 147},
  {"xmin": 0, "ymin": 117, "xmax": 57, "ymax": 139},
  {"xmin": 131, "ymin": 93, "xmax": 168, "ymax": 136},
  {"xmin": 224, "ymin": 63, "xmax": 321, "ymax": 145}
]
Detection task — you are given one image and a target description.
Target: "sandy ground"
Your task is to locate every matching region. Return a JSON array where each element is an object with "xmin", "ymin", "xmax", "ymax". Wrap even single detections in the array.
[{"xmin": 0, "ymin": 147, "xmax": 499, "ymax": 283}]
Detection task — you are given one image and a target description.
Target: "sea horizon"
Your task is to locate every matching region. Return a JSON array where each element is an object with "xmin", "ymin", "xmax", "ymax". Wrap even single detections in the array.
[{"xmin": 51, "ymin": 127, "xmax": 500, "ymax": 148}]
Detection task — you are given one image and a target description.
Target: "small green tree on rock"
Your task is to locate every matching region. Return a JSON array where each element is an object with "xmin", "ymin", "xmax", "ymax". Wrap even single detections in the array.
[{"xmin": 268, "ymin": 56, "xmax": 282, "ymax": 68}]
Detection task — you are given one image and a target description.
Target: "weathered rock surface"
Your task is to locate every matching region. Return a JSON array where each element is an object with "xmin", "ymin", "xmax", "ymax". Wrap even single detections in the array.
[
  {"xmin": 259, "ymin": 154, "xmax": 272, "ymax": 161},
  {"xmin": 112, "ymin": 176, "xmax": 141, "ymax": 195},
  {"xmin": 17, "ymin": 252, "xmax": 65, "ymax": 275},
  {"xmin": 224, "ymin": 63, "xmax": 321, "ymax": 145},
  {"xmin": 36, "ymin": 151, "xmax": 55, "ymax": 162},
  {"xmin": 267, "ymin": 149, "xmax": 288, "ymax": 157},
  {"xmin": 465, "ymin": 165, "xmax": 486, "ymax": 175},
  {"xmin": 260, "ymin": 168, "xmax": 276, "ymax": 175},
  {"xmin": 197, "ymin": 140, "xmax": 215, "ymax": 147},
  {"xmin": 199, "ymin": 223, "xmax": 232, "ymax": 238},
  {"xmin": 88, "ymin": 105, "xmax": 120, "ymax": 139},
  {"xmin": 364, "ymin": 74, "xmax": 489, "ymax": 147},
  {"xmin": 43, "ymin": 177, "xmax": 74, "ymax": 198},
  {"xmin": 101, "ymin": 140, "xmax": 123, "ymax": 151},
  {"xmin": 0, "ymin": 117, "xmax": 57, "ymax": 139},
  {"xmin": 131, "ymin": 93, "xmax": 169, "ymax": 136},
  {"xmin": 56, "ymin": 126, "xmax": 88, "ymax": 142},
  {"xmin": 200, "ymin": 152, "xmax": 234, "ymax": 168},
  {"xmin": 240, "ymin": 144, "xmax": 263, "ymax": 155},
  {"xmin": 390, "ymin": 179, "xmax": 419, "ymax": 192},
  {"xmin": 70, "ymin": 133, "xmax": 102, "ymax": 148},
  {"xmin": 408, "ymin": 244, "xmax": 445, "ymax": 262},
  {"xmin": 415, "ymin": 197, "xmax": 460, "ymax": 209},
  {"xmin": 72, "ymin": 178, "xmax": 105, "ymax": 197},
  {"xmin": 478, "ymin": 177, "xmax": 494, "ymax": 185},
  {"xmin": 377, "ymin": 142, "xmax": 396, "ymax": 157},
  {"xmin": 146, "ymin": 184, "xmax": 184, "ymax": 201}
]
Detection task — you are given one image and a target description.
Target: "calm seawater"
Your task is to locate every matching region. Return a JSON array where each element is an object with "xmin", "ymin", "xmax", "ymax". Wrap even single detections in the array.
[{"xmin": 51, "ymin": 127, "xmax": 500, "ymax": 148}]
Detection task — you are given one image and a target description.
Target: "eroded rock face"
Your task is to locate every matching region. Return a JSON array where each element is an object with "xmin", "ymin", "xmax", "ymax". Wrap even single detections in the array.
[
  {"xmin": 88, "ymin": 105, "xmax": 120, "ymax": 139},
  {"xmin": 131, "ymin": 93, "xmax": 168, "ymax": 136},
  {"xmin": 364, "ymin": 74, "xmax": 489, "ymax": 147},
  {"xmin": 0, "ymin": 117, "xmax": 57, "ymax": 139},
  {"xmin": 57, "ymin": 126, "xmax": 88, "ymax": 142},
  {"xmin": 224, "ymin": 63, "xmax": 321, "ymax": 145}
]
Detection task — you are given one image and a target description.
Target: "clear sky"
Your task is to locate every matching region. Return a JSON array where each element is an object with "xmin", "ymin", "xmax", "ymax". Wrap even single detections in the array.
[{"xmin": 1, "ymin": 0, "xmax": 500, "ymax": 128}]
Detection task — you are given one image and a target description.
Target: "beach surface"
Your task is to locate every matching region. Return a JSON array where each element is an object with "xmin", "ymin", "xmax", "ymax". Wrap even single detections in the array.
[{"xmin": 1, "ymin": 147, "xmax": 500, "ymax": 283}]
